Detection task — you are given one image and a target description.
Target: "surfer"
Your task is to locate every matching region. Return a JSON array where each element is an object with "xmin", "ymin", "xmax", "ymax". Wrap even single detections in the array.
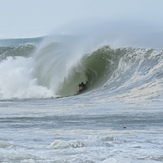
[{"xmin": 78, "ymin": 82, "xmax": 88, "ymax": 93}]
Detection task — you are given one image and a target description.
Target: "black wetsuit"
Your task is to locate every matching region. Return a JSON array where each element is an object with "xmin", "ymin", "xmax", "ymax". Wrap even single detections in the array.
[{"xmin": 78, "ymin": 82, "xmax": 87, "ymax": 92}]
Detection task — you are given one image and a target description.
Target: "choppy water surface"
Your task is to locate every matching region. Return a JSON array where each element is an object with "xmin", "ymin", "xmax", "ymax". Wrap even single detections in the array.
[{"xmin": 0, "ymin": 97, "xmax": 163, "ymax": 163}]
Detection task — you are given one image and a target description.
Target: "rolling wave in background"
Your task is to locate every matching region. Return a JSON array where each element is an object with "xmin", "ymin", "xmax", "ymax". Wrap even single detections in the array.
[{"xmin": 0, "ymin": 22, "xmax": 163, "ymax": 101}]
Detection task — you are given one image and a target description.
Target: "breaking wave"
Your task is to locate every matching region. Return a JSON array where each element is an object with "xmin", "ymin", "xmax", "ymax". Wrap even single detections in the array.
[
  {"xmin": 34, "ymin": 36, "xmax": 163, "ymax": 99},
  {"xmin": 0, "ymin": 34, "xmax": 163, "ymax": 100}
]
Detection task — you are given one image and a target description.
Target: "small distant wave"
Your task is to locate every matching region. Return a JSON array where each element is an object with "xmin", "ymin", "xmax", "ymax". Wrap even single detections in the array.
[
  {"xmin": 0, "ymin": 37, "xmax": 43, "ymax": 47},
  {"xmin": 0, "ymin": 44, "xmax": 36, "ymax": 61}
]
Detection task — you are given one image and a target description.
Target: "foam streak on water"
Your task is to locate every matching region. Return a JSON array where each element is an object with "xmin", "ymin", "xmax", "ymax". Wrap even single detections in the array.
[{"xmin": 0, "ymin": 98, "xmax": 163, "ymax": 163}]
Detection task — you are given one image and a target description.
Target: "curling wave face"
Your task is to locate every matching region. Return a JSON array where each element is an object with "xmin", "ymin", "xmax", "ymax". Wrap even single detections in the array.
[
  {"xmin": 34, "ymin": 36, "xmax": 163, "ymax": 100},
  {"xmin": 34, "ymin": 36, "xmax": 123, "ymax": 97},
  {"xmin": 52, "ymin": 45, "xmax": 121, "ymax": 96}
]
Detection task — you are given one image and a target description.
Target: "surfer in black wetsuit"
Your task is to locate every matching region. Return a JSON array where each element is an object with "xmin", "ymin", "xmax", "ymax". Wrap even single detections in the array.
[{"xmin": 78, "ymin": 82, "xmax": 88, "ymax": 93}]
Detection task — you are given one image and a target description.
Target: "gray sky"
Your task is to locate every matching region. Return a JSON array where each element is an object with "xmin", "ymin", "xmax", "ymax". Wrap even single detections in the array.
[{"xmin": 0, "ymin": 0, "xmax": 163, "ymax": 38}]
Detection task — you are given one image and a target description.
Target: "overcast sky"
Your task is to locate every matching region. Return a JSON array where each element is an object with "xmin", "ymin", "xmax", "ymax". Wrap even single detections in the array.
[{"xmin": 0, "ymin": 0, "xmax": 163, "ymax": 38}]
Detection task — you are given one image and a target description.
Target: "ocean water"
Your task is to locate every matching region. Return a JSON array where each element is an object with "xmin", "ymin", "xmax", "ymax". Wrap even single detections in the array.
[{"xmin": 0, "ymin": 25, "xmax": 163, "ymax": 162}]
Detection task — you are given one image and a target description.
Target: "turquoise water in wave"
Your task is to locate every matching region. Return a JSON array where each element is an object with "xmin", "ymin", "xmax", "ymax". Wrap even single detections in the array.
[{"xmin": 0, "ymin": 34, "xmax": 163, "ymax": 162}]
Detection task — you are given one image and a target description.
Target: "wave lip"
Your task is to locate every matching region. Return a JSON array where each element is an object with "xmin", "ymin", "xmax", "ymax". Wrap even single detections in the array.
[{"xmin": 0, "ymin": 44, "xmax": 36, "ymax": 61}]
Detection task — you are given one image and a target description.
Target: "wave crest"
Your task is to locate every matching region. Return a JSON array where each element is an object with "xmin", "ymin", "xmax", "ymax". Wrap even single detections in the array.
[{"xmin": 34, "ymin": 37, "xmax": 163, "ymax": 100}]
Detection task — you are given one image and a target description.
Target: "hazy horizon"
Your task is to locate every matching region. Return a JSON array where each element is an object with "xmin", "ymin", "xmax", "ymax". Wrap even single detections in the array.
[{"xmin": 1, "ymin": 0, "xmax": 163, "ymax": 38}]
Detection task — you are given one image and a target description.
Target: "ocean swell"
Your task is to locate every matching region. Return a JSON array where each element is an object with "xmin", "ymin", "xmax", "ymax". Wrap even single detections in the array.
[
  {"xmin": 0, "ymin": 44, "xmax": 35, "ymax": 61},
  {"xmin": 0, "ymin": 35, "xmax": 163, "ymax": 100},
  {"xmin": 34, "ymin": 37, "xmax": 163, "ymax": 99}
]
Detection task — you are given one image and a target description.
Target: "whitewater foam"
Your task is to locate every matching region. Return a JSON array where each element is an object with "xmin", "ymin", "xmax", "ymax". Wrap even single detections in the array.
[{"xmin": 0, "ymin": 56, "xmax": 54, "ymax": 99}]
